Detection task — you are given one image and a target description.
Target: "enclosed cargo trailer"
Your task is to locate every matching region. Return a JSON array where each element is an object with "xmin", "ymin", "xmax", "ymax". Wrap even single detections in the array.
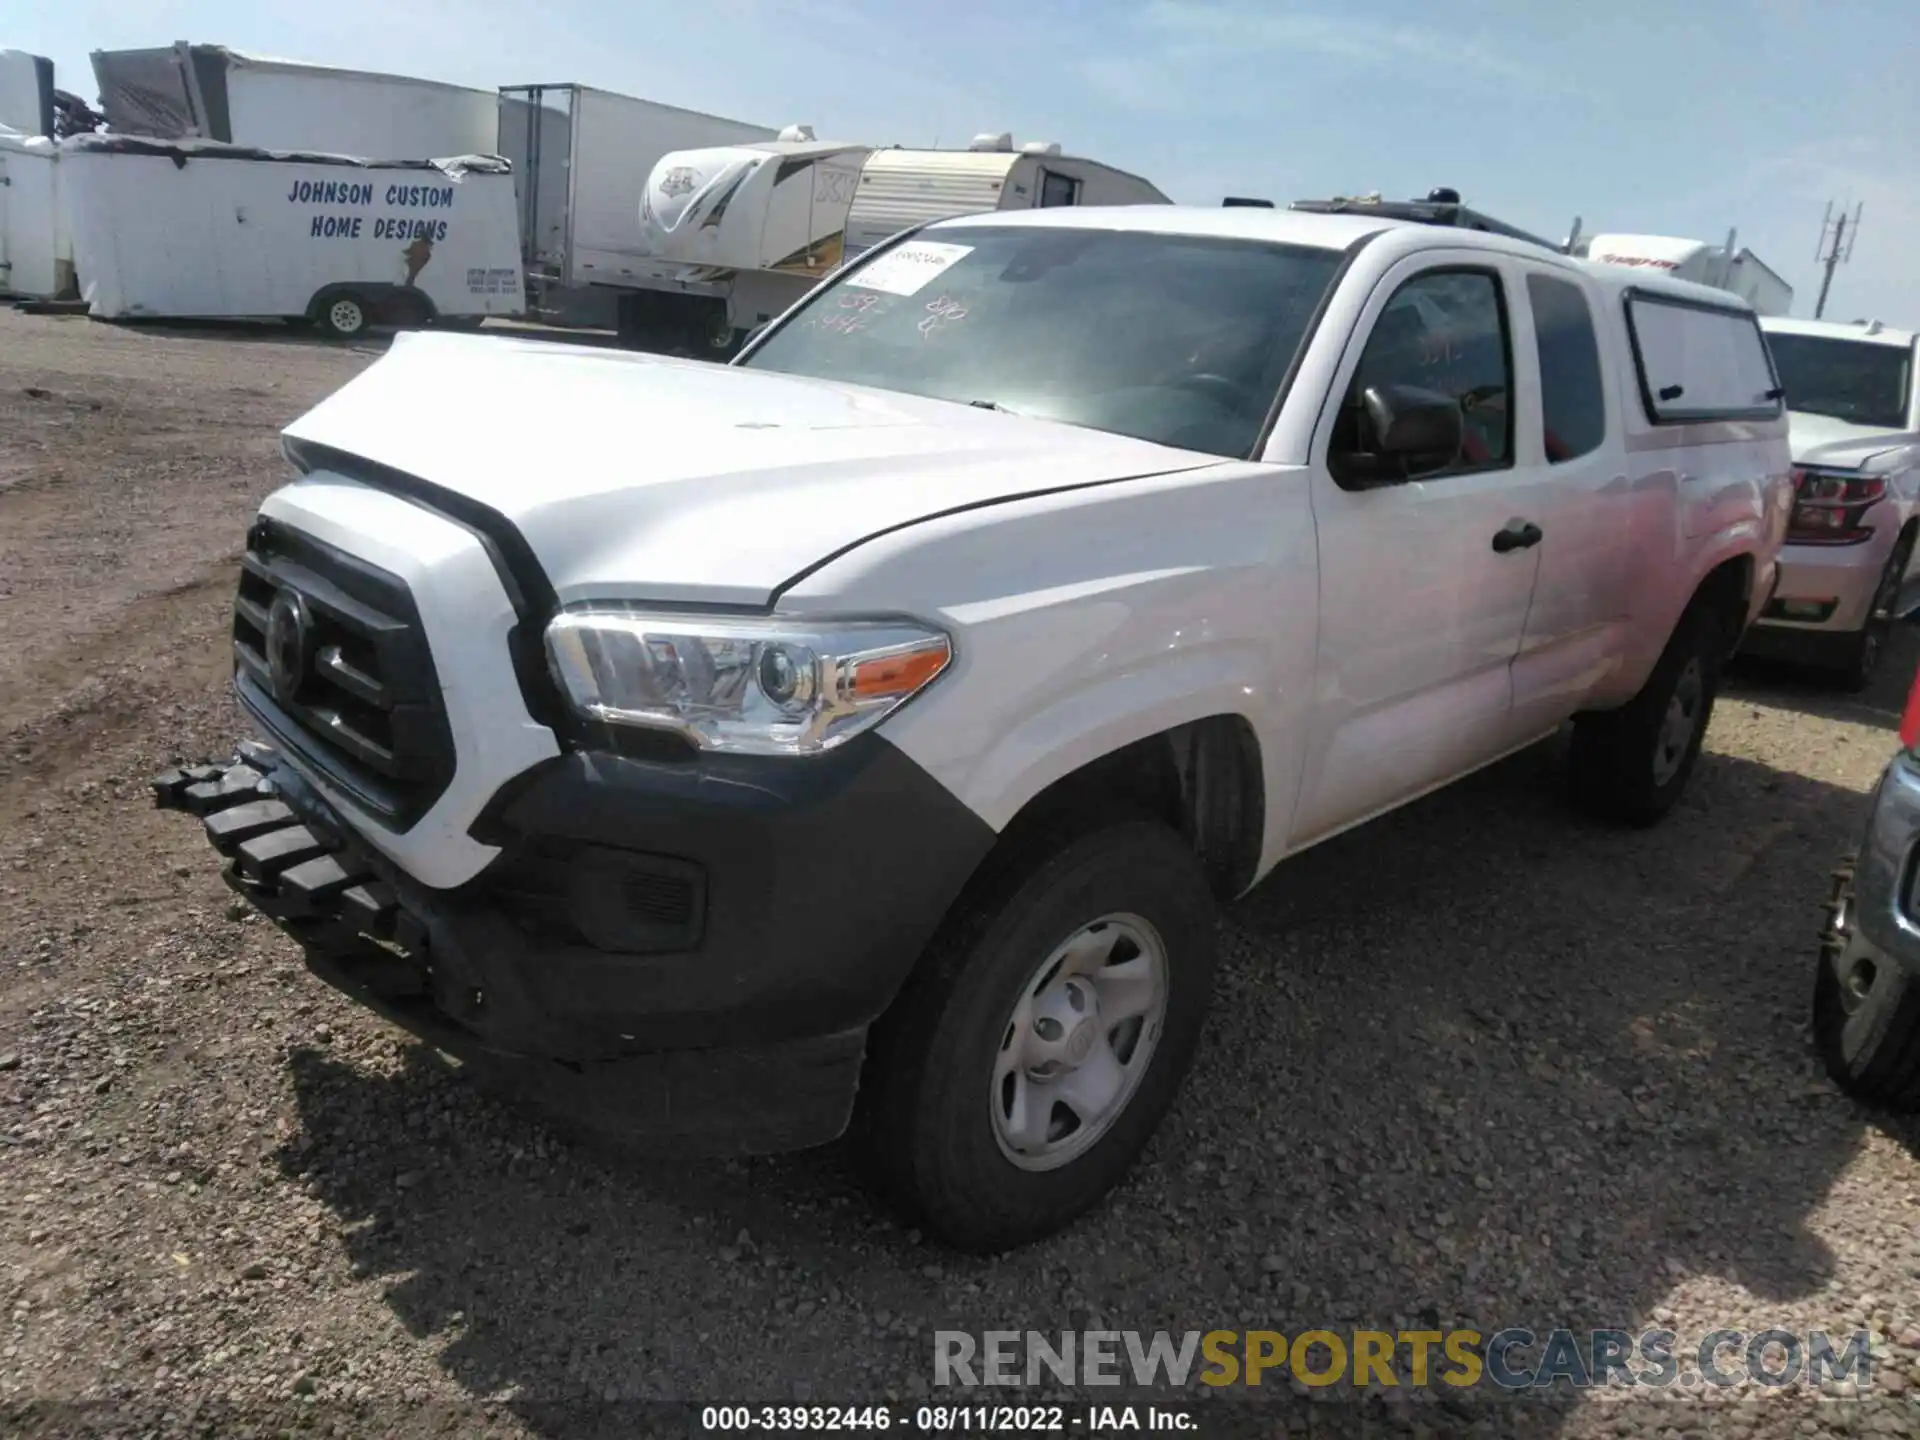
[
  {"xmin": 0, "ymin": 126, "xmax": 73, "ymax": 300},
  {"xmin": 60, "ymin": 135, "xmax": 523, "ymax": 335}
]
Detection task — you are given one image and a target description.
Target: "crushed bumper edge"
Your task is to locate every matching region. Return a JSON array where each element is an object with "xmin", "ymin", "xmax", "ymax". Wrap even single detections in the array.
[{"xmin": 151, "ymin": 746, "xmax": 866, "ymax": 1155}]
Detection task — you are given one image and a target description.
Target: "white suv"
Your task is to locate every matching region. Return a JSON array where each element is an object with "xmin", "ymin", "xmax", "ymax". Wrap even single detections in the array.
[
  {"xmin": 1744, "ymin": 317, "xmax": 1920, "ymax": 688},
  {"xmin": 155, "ymin": 202, "xmax": 1791, "ymax": 1252}
]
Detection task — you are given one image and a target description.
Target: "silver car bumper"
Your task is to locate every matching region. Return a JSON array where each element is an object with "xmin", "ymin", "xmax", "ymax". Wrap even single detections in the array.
[{"xmin": 1845, "ymin": 748, "xmax": 1920, "ymax": 978}]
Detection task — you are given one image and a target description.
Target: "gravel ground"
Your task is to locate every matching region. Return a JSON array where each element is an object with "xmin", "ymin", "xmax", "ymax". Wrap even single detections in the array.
[{"xmin": 4, "ymin": 307, "xmax": 1920, "ymax": 1438}]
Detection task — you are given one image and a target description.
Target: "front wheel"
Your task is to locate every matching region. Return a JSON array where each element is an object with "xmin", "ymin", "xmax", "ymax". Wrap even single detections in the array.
[
  {"xmin": 1813, "ymin": 853, "xmax": 1920, "ymax": 1109},
  {"xmin": 859, "ymin": 821, "xmax": 1218, "ymax": 1253},
  {"xmin": 1568, "ymin": 602, "xmax": 1722, "ymax": 826},
  {"xmin": 1833, "ymin": 529, "xmax": 1915, "ymax": 693}
]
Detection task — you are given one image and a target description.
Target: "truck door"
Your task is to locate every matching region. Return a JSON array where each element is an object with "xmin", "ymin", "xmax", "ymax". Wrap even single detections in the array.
[
  {"xmin": 1289, "ymin": 255, "xmax": 1554, "ymax": 847},
  {"xmin": 1504, "ymin": 265, "xmax": 1633, "ymax": 738}
]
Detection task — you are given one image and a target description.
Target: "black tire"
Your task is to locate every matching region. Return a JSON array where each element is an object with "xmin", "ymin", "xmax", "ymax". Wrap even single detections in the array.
[
  {"xmin": 859, "ymin": 821, "xmax": 1218, "ymax": 1254},
  {"xmin": 316, "ymin": 293, "xmax": 370, "ymax": 341},
  {"xmin": 1568, "ymin": 601, "xmax": 1723, "ymax": 826},
  {"xmin": 1832, "ymin": 530, "xmax": 1915, "ymax": 693},
  {"xmin": 1813, "ymin": 853, "xmax": 1920, "ymax": 1109}
]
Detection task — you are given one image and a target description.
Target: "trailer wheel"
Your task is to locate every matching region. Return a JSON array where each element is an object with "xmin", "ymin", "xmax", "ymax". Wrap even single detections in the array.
[{"xmin": 317, "ymin": 294, "xmax": 370, "ymax": 341}]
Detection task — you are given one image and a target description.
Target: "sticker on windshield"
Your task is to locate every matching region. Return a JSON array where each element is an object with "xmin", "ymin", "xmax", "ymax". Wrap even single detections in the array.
[{"xmin": 847, "ymin": 241, "xmax": 974, "ymax": 297}]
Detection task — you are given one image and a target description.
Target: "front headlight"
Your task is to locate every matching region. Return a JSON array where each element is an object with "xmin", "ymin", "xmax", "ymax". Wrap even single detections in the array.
[{"xmin": 545, "ymin": 610, "xmax": 952, "ymax": 756}]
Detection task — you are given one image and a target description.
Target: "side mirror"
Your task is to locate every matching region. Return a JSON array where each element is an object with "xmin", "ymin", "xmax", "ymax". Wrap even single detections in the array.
[
  {"xmin": 1365, "ymin": 383, "xmax": 1463, "ymax": 463},
  {"xmin": 1335, "ymin": 383, "xmax": 1462, "ymax": 486}
]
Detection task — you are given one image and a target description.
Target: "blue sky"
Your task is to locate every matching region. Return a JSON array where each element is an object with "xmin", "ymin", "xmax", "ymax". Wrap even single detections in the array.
[{"xmin": 16, "ymin": 0, "xmax": 1920, "ymax": 322}]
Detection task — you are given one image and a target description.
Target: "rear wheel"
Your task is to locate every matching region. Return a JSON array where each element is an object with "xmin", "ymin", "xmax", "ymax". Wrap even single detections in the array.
[
  {"xmin": 316, "ymin": 293, "xmax": 370, "ymax": 341},
  {"xmin": 1813, "ymin": 853, "xmax": 1920, "ymax": 1109},
  {"xmin": 1568, "ymin": 601, "xmax": 1722, "ymax": 826},
  {"xmin": 859, "ymin": 821, "xmax": 1217, "ymax": 1253}
]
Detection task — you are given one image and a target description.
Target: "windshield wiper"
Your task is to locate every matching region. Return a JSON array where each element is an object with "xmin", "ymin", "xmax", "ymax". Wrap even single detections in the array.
[{"xmin": 967, "ymin": 399, "xmax": 1022, "ymax": 416}]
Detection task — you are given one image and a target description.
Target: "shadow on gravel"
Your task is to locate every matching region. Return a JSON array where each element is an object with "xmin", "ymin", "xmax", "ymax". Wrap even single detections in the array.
[
  {"xmin": 1723, "ymin": 616, "xmax": 1920, "ymax": 733},
  {"xmin": 273, "ymin": 683, "xmax": 1894, "ymax": 1437}
]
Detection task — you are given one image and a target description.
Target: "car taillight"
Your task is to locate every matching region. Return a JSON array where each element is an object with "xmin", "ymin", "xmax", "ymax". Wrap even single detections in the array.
[
  {"xmin": 1788, "ymin": 468, "xmax": 1887, "ymax": 545},
  {"xmin": 1902, "ymin": 664, "xmax": 1920, "ymax": 752}
]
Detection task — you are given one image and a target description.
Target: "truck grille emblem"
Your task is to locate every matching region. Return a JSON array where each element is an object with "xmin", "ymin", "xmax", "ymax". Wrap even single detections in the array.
[{"xmin": 266, "ymin": 588, "xmax": 313, "ymax": 707}]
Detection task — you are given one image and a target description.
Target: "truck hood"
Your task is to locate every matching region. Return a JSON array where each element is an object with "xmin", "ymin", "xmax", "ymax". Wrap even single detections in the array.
[
  {"xmin": 281, "ymin": 331, "xmax": 1221, "ymax": 606},
  {"xmin": 1788, "ymin": 410, "xmax": 1920, "ymax": 472}
]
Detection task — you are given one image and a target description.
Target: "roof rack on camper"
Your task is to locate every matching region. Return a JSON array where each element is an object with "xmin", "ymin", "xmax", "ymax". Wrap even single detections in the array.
[{"xmin": 1287, "ymin": 187, "xmax": 1566, "ymax": 253}]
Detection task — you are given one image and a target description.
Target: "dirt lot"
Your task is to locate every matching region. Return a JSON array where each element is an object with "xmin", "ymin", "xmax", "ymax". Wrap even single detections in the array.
[{"xmin": 5, "ymin": 307, "xmax": 1920, "ymax": 1438}]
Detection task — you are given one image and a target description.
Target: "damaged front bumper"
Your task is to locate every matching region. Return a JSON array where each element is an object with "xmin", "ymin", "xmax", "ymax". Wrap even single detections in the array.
[{"xmin": 151, "ymin": 742, "xmax": 874, "ymax": 1154}]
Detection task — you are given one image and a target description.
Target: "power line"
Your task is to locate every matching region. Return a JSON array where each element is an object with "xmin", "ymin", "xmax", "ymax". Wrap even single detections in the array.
[{"xmin": 1813, "ymin": 200, "xmax": 1863, "ymax": 320}]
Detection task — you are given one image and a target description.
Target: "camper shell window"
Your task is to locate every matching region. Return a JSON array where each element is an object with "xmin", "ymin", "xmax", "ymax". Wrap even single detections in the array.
[{"xmin": 1623, "ymin": 292, "xmax": 1781, "ymax": 425}]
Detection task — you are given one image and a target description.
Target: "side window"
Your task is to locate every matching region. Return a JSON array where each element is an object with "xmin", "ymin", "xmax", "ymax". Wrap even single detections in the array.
[
  {"xmin": 1038, "ymin": 171, "xmax": 1081, "ymax": 208},
  {"xmin": 1526, "ymin": 273, "xmax": 1606, "ymax": 462},
  {"xmin": 1331, "ymin": 268, "xmax": 1513, "ymax": 483},
  {"xmin": 1625, "ymin": 295, "xmax": 1782, "ymax": 423}
]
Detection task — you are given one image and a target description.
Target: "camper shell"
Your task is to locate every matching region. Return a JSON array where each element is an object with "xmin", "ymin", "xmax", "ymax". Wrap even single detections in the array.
[
  {"xmin": 59, "ymin": 135, "xmax": 524, "ymax": 335},
  {"xmin": 90, "ymin": 43, "xmax": 498, "ymax": 159},
  {"xmin": 631, "ymin": 130, "xmax": 1170, "ymax": 355}
]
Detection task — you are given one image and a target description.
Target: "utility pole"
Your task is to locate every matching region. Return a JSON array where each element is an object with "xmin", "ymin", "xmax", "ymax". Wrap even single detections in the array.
[{"xmin": 1814, "ymin": 200, "xmax": 1863, "ymax": 320}]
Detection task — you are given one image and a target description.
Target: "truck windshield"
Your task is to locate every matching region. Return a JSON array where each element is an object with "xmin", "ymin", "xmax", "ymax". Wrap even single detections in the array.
[
  {"xmin": 739, "ymin": 225, "xmax": 1347, "ymax": 460},
  {"xmin": 1764, "ymin": 332, "xmax": 1913, "ymax": 430}
]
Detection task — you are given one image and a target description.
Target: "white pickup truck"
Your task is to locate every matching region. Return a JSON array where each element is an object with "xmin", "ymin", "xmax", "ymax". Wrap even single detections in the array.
[
  {"xmin": 155, "ymin": 201, "xmax": 1792, "ymax": 1252},
  {"xmin": 1741, "ymin": 317, "xmax": 1920, "ymax": 688}
]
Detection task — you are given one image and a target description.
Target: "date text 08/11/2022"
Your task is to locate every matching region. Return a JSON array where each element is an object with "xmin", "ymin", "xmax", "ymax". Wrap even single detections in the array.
[{"xmin": 699, "ymin": 1404, "xmax": 1197, "ymax": 1432}]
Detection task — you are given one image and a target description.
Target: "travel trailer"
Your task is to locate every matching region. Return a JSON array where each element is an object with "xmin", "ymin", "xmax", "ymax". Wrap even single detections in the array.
[{"xmin": 632, "ymin": 130, "xmax": 1170, "ymax": 354}]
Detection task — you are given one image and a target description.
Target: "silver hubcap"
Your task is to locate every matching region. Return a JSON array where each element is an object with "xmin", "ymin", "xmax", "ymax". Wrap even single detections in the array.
[
  {"xmin": 990, "ymin": 913, "xmax": 1168, "ymax": 1172},
  {"xmin": 1653, "ymin": 658, "xmax": 1703, "ymax": 787},
  {"xmin": 330, "ymin": 300, "xmax": 363, "ymax": 333}
]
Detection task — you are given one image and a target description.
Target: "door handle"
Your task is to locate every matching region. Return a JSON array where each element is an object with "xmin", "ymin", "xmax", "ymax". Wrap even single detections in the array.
[{"xmin": 1491, "ymin": 519, "xmax": 1543, "ymax": 554}]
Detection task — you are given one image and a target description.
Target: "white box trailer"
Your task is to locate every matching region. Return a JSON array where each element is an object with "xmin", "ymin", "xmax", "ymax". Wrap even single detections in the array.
[
  {"xmin": 60, "ymin": 135, "xmax": 525, "ymax": 337},
  {"xmin": 496, "ymin": 83, "xmax": 774, "ymax": 321},
  {"xmin": 0, "ymin": 50, "xmax": 78, "ymax": 302},
  {"xmin": 1579, "ymin": 231, "xmax": 1793, "ymax": 316},
  {"xmin": 633, "ymin": 130, "xmax": 1171, "ymax": 355},
  {"xmin": 0, "ymin": 127, "xmax": 74, "ymax": 300},
  {"xmin": 0, "ymin": 48, "xmax": 54, "ymax": 138},
  {"xmin": 90, "ymin": 43, "xmax": 497, "ymax": 158}
]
